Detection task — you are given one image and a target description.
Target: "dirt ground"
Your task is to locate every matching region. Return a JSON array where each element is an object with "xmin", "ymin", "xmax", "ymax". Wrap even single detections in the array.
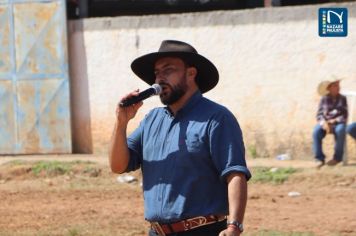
[{"xmin": 0, "ymin": 155, "xmax": 356, "ymax": 236}]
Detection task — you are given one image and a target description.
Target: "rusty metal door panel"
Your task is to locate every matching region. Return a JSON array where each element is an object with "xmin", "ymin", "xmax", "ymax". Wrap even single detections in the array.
[
  {"xmin": 0, "ymin": 0, "xmax": 71, "ymax": 154},
  {"xmin": 16, "ymin": 79, "xmax": 71, "ymax": 153},
  {"xmin": 0, "ymin": 81, "xmax": 15, "ymax": 153},
  {"xmin": 14, "ymin": 1, "xmax": 66, "ymax": 75},
  {"xmin": 0, "ymin": 4, "xmax": 12, "ymax": 75},
  {"xmin": 0, "ymin": 3, "xmax": 15, "ymax": 153}
]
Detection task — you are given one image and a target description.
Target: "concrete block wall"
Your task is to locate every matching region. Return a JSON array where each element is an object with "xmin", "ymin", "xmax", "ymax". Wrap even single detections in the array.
[{"xmin": 68, "ymin": 2, "xmax": 356, "ymax": 159}]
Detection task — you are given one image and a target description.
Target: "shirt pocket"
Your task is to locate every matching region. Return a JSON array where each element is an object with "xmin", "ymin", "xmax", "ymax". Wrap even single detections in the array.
[{"xmin": 185, "ymin": 133, "xmax": 204, "ymax": 153}]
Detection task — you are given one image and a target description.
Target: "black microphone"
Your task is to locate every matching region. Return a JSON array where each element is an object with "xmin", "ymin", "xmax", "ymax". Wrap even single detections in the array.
[{"xmin": 119, "ymin": 84, "xmax": 162, "ymax": 107}]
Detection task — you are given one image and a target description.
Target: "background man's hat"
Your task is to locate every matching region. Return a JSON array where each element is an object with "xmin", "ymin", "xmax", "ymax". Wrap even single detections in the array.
[
  {"xmin": 317, "ymin": 76, "xmax": 342, "ymax": 96},
  {"xmin": 131, "ymin": 40, "xmax": 219, "ymax": 93}
]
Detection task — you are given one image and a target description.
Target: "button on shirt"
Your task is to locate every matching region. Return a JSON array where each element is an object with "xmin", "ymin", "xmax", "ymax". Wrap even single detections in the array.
[{"xmin": 126, "ymin": 92, "xmax": 251, "ymax": 223}]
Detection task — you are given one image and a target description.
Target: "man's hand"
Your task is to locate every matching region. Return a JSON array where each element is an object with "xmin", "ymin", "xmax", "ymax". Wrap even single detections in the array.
[
  {"xmin": 328, "ymin": 118, "xmax": 337, "ymax": 124},
  {"xmin": 321, "ymin": 120, "xmax": 335, "ymax": 134},
  {"xmin": 321, "ymin": 122, "xmax": 331, "ymax": 133},
  {"xmin": 219, "ymin": 227, "xmax": 241, "ymax": 236},
  {"xmin": 116, "ymin": 90, "xmax": 143, "ymax": 126}
]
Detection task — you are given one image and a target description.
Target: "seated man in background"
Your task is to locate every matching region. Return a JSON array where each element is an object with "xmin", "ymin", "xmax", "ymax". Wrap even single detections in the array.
[
  {"xmin": 347, "ymin": 122, "xmax": 356, "ymax": 140},
  {"xmin": 313, "ymin": 79, "xmax": 348, "ymax": 168}
]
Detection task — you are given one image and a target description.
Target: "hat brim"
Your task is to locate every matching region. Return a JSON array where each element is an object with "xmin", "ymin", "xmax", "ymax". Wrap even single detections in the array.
[
  {"xmin": 131, "ymin": 51, "xmax": 219, "ymax": 93},
  {"xmin": 317, "ymin": 81, "xmax": 331, "ymax": 96},
  {"xmin": 317, "ymin": 79, "xmax": 341, "ymax": 96}
]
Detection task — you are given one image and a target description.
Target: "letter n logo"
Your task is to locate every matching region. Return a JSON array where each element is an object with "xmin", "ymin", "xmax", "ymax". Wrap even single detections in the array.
[{"xmin": 319, "ymin": 8, "xmax": 348, "ymax": 37}]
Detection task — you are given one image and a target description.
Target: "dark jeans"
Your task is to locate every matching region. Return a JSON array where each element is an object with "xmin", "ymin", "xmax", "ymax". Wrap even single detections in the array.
[
  {"xmin": 347, "ymin": 122, "xmax": 356, "ymax": 139},
  {"xmin": 148, "ymin": 220, "xmax": 227, "ymax": 236},
  {"xmin": 312, "ymin": 123, "xmax": 346, "ymax": 161}
]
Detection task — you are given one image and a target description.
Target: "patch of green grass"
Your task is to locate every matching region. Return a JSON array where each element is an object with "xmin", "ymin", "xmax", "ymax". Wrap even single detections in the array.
[
  {"xmin": 31, "ymin": 161, "xmax": 73, "ymax": 176},
  {"xmin": 250, "ymin": 167, "xmax": 298, "ymax": 184},
  {"xmin": 67, "ymin": 227, "xmax": 80, "ymax": 236},
  {"xmin": 248, "ymin": 145, "xmax": 258, "ymax": 158},
  {"xmin": 1, "ymin": 160, "xmax": 100, "ymax": 179}
]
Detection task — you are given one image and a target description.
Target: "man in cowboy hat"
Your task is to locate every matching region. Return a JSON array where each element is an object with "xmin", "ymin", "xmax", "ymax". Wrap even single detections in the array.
[
  {"xmin": 109, "ymin": 40, "xmax": 250, "ymax": 236},
  {"xmin": 313, "ymin": 78, "xmax": 348, "ymax": 168}
]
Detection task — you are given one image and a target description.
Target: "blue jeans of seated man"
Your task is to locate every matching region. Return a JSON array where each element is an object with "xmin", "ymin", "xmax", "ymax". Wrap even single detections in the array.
[
  {"xmin": 347, "ymin": 122, "xmax": 356, "ymax": 139},
  {"xmin": 313, "ymin": 123, "xmax": 346, "ymax": 161}
]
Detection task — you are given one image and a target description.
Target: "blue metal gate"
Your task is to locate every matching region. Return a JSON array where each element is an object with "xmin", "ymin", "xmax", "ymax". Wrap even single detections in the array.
[{"xmin": 0, "ymin": 0, "xmax": 71, "ymax": 154}]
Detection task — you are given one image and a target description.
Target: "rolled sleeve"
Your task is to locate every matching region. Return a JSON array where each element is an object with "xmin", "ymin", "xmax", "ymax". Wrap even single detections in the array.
[
  {"xmin": 209, "ymin": 110, "xmax": 251, "ymax": 182},
  {"xmin": 221, "ymin": 165, "xmax": 252, "ymax": 181}
]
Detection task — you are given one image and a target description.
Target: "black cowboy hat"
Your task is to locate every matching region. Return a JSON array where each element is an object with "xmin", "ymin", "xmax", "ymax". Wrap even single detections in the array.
[{"xmin": 131, "ymin": 40, "xmax": 219, "ymax": 93}]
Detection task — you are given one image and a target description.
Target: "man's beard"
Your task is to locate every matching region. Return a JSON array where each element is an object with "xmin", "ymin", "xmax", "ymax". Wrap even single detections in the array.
[{"xmin": 159, "ymin": 77, "xmax": 188, "ymax": 105}]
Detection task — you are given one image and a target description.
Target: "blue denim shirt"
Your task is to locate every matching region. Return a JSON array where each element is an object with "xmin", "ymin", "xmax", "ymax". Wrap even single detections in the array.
[{"xmin": 126, "ymin": 92, "xmax": 251, "ymax": 223}]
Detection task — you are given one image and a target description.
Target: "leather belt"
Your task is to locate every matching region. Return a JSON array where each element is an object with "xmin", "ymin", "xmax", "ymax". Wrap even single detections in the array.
[{"xmin": 150, "ymin": 214, "xmax": 226, "ymax": 236}]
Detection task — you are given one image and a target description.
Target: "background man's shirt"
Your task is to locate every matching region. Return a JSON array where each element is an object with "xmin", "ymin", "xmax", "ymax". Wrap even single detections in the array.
[{"xmin": 317, "ymin": 94, "xmax": 348, "ymax": 124}]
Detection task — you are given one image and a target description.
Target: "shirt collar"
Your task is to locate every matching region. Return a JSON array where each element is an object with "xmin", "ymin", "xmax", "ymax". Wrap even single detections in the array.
[
  {"xmin": 164, "ymin": 91, "xmax": 202, "ymax": 118},
  {"xmin": 326, "ymin": 94, "xmax": 341, "ymax": 100}
]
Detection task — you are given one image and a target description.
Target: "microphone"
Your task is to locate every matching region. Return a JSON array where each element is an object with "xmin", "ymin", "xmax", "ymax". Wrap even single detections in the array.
[{"xmin": 119, "ymin": 84, "xmax": 162, "ymax": 107}]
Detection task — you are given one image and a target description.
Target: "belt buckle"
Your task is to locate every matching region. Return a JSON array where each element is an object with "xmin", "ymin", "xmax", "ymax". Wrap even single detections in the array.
[
  {"xmin": 151, "ymin": 222, "xmax": 166, "ymax": 236},
  {"xmin": 185, "ymin": 216, "xmax": 207, "ymax": 230}
]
